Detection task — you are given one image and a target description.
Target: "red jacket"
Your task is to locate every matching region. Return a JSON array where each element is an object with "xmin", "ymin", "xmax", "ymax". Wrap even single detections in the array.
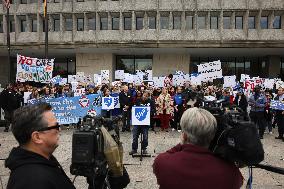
[{"xmin": 153, "ymin": 143, "xmax": 243, "ymax": 189}]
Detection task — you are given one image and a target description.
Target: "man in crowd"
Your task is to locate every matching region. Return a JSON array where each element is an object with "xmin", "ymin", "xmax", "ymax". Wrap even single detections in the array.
[
  {"xmin": 274, "ymin": 87, "xmax": 284, "ymax": 141},
  {"xmin": 172, "ymin": 86, "xmax": 185, "ymax": 131},
  {"xmin": 119, "ymin": 85, "xmax": 132, "ymax": 132},
  {"xmin": 248, "ymin": 86, "xmax": 267, "ymax": 139},
  {"xmin": 153, "ymin": 107, "xmax": 243, "ymax": 189},
  {"xmin": 129, "ymin": 92, "xmax": 153, "ymax": 155},
  {"xmin": 5, "ymin": 103, "xmax": 76, "ymax": 189}
]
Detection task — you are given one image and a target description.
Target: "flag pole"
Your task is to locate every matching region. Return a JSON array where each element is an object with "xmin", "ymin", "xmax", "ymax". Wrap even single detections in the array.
[
  {"xmin": 6, "ymin": 1, "xmax": 11, "ymax": 83},
  {"xmin": 44, "ymin": 0, "xmax": 48, "ymax": 59}
]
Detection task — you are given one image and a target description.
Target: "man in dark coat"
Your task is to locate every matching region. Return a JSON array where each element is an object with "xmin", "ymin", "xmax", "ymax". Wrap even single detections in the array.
[
  {"xmin": 5, "ymin": 103, "xmax": 76, "ymax": 189},
  {"xmin": 153, "ymin": 108, "xmax": 243, "ymax": 189},
  {"xmin": 119, "ymin": 85, "xmax": 132, "ymax": 132},
  {"xmin": 0, "ymin": 85, "xmax": 21, "ymax": 132}
]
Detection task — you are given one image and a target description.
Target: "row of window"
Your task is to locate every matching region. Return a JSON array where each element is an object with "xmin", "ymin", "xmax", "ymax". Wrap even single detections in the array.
[
  {"xmin": 0, "ymin": 13, "xmax": 281, "ymax": 33},
  {"xmin": 9, "ymin": 0, "xmax": 118, "ymax": 3}
]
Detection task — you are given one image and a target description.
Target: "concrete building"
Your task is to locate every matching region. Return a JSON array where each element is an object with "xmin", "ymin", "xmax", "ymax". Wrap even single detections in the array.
[{"xmin": 0, "ymin": 0, "xmax": 283, "ymax": 86}]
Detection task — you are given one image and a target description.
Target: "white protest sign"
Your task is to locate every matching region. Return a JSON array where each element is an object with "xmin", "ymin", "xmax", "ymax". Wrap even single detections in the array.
[
  {"xmin": 16, "ymin": 54, "xmax": 55, "ymax": 83},
  {"xmin": 115, "ymin": 70, "xmax": 125, "ymax": 80},
  {"xmin": 145, "ymin": 70, "xmax": 153, "ymax": 81},
  {"xmin": 94, "ymin": 74, "xmax": 102, "ymax": 86},
  {"xmin": 71, "ymin": 82, "xmax": 78, "ymax": 92},
  {"xmin": 59, "ymin": 78, "xmax": 67, "ymax": 86},
  {"xmin": 24, "ymin": 92, "xmax": 32, "ymax": 104},
  {"xmin": 101, "ymin": 70, "xmax": 110, "ymax": 84},
  {"xmin": 102, "ymin": 97, "xmax": 115, "ymax": 110},
  {"xmin": 264, "ymin": 79, "xmax": 275, "ymax": 89},
  {"xmin": 68, "ymin": 75, "xmax": 77, "ymax": 83},
  {"xmin": 134, "ymin": 74, "xmax": 143, "ymax": 85},
  {"xmin": 113, "ymin": 96, "xmax": 120, "ymax": 108},
  {"xmin": 74, "ymin": 88, "xmax": 85, "ymax": 96},
  {"xmin": 240, "ymin": 74, "xmax": 250, "ymax": 82},
  {"xmin": 131, "ymin": 106, "xmax": 151, "ymax": 125},
  {"xmin": 223, "ymin": 75, "xmax": 236, "ymax": 88},
  {"xmin": 198, "ymin": 60, "xmax": 222, "ymax": 82}
]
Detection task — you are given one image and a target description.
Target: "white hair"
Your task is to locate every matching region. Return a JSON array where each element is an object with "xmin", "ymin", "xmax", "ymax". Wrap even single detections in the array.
[{"xmin": 180, "ymin": 107, "xmax": 217, "ymax": 148}]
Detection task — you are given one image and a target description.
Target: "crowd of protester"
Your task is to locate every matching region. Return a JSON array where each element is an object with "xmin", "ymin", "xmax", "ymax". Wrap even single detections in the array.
[{"xmin": 0, "ymin": 78, "xmax": 283, "ymax": 143}]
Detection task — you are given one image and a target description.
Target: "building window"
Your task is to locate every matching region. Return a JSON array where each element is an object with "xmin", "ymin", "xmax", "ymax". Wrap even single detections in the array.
[
  {"xmin": 186, "ymin": 15, "xmax": 193, "ymax": 30},
  {"xmin": 77, "ymin": 0, "xmax": 84, "ymax": 2},
  {"xmin": 248, "ymin": 16, "xmax": 255, "ymax": 29},
  {"xmin": 197, "ymin": 16, "xmax": 206, "ymax": 29},
  {"xmin": 260, "ymin": 16, "xmax": 268, "ymax": 29},
  {"xmin": 124, "ymin": 17, "xmax": 132, "ymax": 30},
  {"xmin": 53, "ymin": 58, "xmax": 76, "ymax": 78},
  {"xmin": 173, "ymin": 15, "xmax": 181, "ymax": 29},
  {"xmin": 235, "ymin": 16, "xmax": 243, "ymax": 29},
  {"xmin": 88, "ymin": 17, "xmax": 96, "ymax": 30},
  {"xmin": 0, "ymin": 19, "xmax": 3, "ymax": 33},
  {"xmin": 77, "ymin": 18, "xmax": 84, "ymax": 31},
  {"xmin": 10, "ymin": 20, "xmax": 15, "ymax": 32},
  {"xmin": 136, "ymin": 17, "xmax": 143, "ymax": 30},
  {"xmin": 100, "ymin": 17, "xmax": 108, "ymax": 30},
  {"xmin": 20, "ymin": 0, "xmax": 27, "ymax": 4},
  {"xmin": 65, "ymin": 18, "xmax": 73, "ymax": 31},
  {"xmin": 32, "ymin": 19, "xmax": 37, "ymax": 32},
  {"xmin": 273, "ymin": 16, "xmax": 281, "ymax": 29},
  {"xmin": 160, "ymin": 16, "xmax": 169, "ymax": 29},
  {"xmin": 54, "ymin": 18, "xmax": 60, "ymax": 31},
  {"xmin": 53, "ymin": 0, "xmax": 60, "ymax": 3},
  {"xmin": 223, "ymin": 16, "xmax": 230, "ymax": 29},
  {"xmin": 210, "ymin": 16, "xmax": 218, "ymax": 29},
  {"xmin": 112, "ymin": 16, "xmax": 119, "ymax": 30},
  {"xmin": 20, "ymin": 19, "xmax": 27, "ymax": 32},
  {"xmin": 116, "ymin": 55, "xmax": 153, "ymax": 74},
  {"xmin": 148, "ymin": 16, "xmax": 156, "ymax": 29}
]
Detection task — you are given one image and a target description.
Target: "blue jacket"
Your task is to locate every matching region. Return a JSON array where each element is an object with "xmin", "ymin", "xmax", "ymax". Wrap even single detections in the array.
[{"xmin": 248, "ymin": 93, "xmax": 266, "ymax": 112}]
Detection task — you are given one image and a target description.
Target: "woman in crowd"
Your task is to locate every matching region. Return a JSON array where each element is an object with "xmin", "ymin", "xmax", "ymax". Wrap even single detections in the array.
[{"xmin": 156, "ymin": 88, "xmax": 173, "ymax": 131}]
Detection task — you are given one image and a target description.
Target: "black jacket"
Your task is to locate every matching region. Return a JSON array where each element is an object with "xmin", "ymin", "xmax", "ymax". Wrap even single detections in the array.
[
  {"xmin": 119, "ymin": 92, "xmax": 132, "ymax": 110},
  {"xmin": 5, "ymin": 147, "xmax": 76, "ymax": 189}
]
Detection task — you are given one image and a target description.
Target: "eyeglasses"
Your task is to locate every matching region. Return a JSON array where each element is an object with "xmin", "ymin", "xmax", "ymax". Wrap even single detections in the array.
[{"xmin": 37, "ymin": 123, "xmax": 60, "ymax": 132}]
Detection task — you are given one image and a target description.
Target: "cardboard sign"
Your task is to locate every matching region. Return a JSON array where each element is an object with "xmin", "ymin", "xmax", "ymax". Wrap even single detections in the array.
[{"xmin": 131, "ymin": 106, "xmax": 151, "ymax": 125}]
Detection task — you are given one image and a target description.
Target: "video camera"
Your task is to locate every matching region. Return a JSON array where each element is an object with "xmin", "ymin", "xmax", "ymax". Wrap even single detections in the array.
[
  {"xmin": 70, "ymin": 115, "xmax": 122, "ymax": 178},
  {"xmin": 199, "ymin": 99, "xmax": 265, "ymax": 166}
]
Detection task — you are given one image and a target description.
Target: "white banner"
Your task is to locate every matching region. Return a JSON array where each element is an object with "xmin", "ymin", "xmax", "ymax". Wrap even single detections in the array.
[
  {"xmin": 131, "ymin": 106, "xmax": 151, "ymax": 125},
  {"xmin": 115, "ymin": 70, "xmax": 125, "ymax": 80},
  {"xmin": 16, "ymin": 54, "xmax": 54, "ymax": 83}
]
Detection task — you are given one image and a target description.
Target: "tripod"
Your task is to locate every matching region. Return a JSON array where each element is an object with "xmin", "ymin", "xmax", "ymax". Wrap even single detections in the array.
[{"xmin": 131, "ymin": 128, "xmax": 151, "ymax": 161}]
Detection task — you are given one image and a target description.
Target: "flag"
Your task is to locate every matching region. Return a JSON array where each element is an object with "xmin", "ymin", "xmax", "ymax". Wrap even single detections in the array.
[
  {"xmin": 3, "ymin": 0, "xmax": 10, "ymax": 9},
  {"xmin": 44, "ymin": 0, "xmax": 47, "ymax": 17}
]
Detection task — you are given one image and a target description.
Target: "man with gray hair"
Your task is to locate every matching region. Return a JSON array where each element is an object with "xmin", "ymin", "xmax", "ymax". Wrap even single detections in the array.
[{"xmin": 153, "ymin": 107, "xmax": 243, "ymax": 189}]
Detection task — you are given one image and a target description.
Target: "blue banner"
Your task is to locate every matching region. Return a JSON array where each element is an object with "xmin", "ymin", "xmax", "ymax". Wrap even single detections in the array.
[
  {"xmin": 28, "ymin": 94, "xmax": 102, "ymax": 124},
  {"xmin": 270, "ymin": 100, "xmax": 284, "ymax": 110}
]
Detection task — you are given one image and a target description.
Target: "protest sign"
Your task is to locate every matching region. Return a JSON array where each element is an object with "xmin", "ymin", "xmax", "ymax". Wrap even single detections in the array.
[
  {"xmin": 101, "ymin": 70, "xmax": 110, "ymax": 84},
  {"xmin": 198, "ymin": 60, "xmax": 222, "ymax": 82},
  {"xmin": 115, "ymin": 70, "xmax": 124, "ymax": 80},
  {"xmin": 102, "ymin": 97, "xmax": 115, "ymax": 110},
  {"xmin": 16, "ymin": 54, "xmax": 55, "ymax": 83},
  {"xmin": 223, "ymin": 75, "xmax": 236, "ymax": 88},
  {"xmin": 270, "ymin": 100, "xmax": 284, "ymax": 110},
  {"xmin": 28, "ymin": 94, "xmax": 102, "ymax": 124},
  {"xmin": 131, "ymin": 106, "xmax": 151, "ymax": 125}
]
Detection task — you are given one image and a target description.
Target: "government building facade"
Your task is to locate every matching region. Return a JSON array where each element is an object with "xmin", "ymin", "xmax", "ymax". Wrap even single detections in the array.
[{"xmin": 0, "ymin": 0, "xmax": 283, "ymax": 85}]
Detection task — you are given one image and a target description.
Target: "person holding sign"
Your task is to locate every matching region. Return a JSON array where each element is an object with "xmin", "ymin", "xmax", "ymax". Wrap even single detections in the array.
[
  {"xmin": 274, "ymin": 87, "xmax": 284, "ymax": 141},
  {"xmin": 101, "ymin": 88, "xmax": 112, "ymax": 118},
  {"xmin": 129, "ymin": 92, "xmax": 152, "ymax": 155},
  {"xmin": 119, "ymin": 86, "xmax": 132, "ymax": 132}
]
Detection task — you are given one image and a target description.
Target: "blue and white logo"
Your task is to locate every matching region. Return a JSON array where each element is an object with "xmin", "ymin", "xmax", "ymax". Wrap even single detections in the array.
[
  {"xmin": 270, "ymin": 100, "xmax": 284, "ymax": 110},
  {"xmin": 113, "ymin": 97, "xmax": 120, "ymax": 108},
  {"xmin": 132, "ymin": 106, "xmax": 150, "ymax": 125},
  {"xmin": 102, "ymin": 97, "xmax": 115, "ymax": 110}
]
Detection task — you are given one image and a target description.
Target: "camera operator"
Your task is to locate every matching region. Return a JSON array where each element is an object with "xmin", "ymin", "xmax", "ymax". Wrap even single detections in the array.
[
  {"xmin": 248, "ymin": 86, "xmax": 267, "ymax": 139},
  {"xmin": 5, "ymin": 103, "xmax": 76, "ymax": 189},
  {"xmin": 153, "ymin": 108, "xmax": 243, "ymax": 189},
  {"xmin": 129, "ymin": 91, "xmax": 153, "ymax": 155},
  {"xmin": 0, "ymin": 84, "xmax": 22, "ymax": 132}
]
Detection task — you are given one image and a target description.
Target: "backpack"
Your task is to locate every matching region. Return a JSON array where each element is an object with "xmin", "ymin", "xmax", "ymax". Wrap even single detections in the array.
[{"xmin": 209, "ymin": 111, "xmax": 264, "ymax": 166}]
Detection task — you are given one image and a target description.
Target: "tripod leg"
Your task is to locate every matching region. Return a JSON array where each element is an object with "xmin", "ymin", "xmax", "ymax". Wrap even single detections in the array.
[{"xmin": 140, "ymin": 132, "xmax": 143, "ymax": 161}]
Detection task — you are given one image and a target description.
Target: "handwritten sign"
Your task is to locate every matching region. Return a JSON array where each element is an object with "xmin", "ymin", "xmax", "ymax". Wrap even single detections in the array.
[{"xmin": 16, "ymin": 54, "xmax": 55, "ymax": 83}]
